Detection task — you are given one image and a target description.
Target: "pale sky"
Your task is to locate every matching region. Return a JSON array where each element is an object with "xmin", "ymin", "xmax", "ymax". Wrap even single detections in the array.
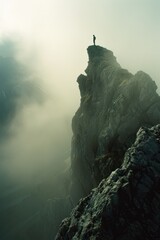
[{"xmin": 0, "ymin": 0, "xmax": 160, "ymax": 107}]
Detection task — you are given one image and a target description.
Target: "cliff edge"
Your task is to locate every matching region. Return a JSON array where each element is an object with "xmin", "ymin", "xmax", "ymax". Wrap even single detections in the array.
[
  {"xmin": 55, "ymin": 45, "xmax": 160, "ymax": 239},
  {"xmin": 71, "ymin": 45, "xmax": 160, "ymax": 202}
]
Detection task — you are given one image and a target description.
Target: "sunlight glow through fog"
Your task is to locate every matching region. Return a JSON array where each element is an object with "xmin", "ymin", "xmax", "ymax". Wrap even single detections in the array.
[
  {"xmin": 0, "ymin": 0, "xmax": 159, "ymax": 180},
  {"xmin": 1, "ymin": 0, "xmax": 160, "ymax": 93}
]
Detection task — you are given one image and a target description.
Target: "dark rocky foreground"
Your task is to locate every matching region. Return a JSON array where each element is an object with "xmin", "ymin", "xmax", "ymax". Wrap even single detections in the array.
[{"xmin": 56, "ymin": 124, "xmax": 160, "ymax": 240}]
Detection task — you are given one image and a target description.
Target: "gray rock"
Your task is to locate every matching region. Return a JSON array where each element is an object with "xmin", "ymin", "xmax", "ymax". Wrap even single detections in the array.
[
  {"xmin": 56, "ymin": 125, "xmax": 160, "ymax": 240},
  {"xmin": 71, "ymin": 45, "xmax": 160, "ymax": 202}
]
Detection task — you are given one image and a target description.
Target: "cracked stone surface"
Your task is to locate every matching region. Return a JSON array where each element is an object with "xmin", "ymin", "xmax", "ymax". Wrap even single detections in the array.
[{"xmin": 56, "ymin": 125, "xmax": 160, "ymax": 240}]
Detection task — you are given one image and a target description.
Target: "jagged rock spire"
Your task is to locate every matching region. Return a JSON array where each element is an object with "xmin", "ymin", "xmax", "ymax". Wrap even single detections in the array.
[{"xmin": 71, "ymin": 45, "xmax": 160, "ymax": 202}]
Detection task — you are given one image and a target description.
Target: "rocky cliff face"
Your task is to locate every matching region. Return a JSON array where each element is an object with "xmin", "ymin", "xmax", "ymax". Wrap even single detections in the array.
[
  {"xmin": 55, "ymin": 45, "xmax": 160, "ymax": 239},
  {"xmin": 56, "ymin": 124, "xmax": 160, "ymax": 240},
  {"xmin": 71, "ymin": 45, "xmax": 160, "ymax": 202}
]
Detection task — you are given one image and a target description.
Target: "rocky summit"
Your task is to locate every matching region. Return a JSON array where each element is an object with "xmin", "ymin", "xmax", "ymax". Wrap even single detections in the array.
[
  {"xmin": 55, "ymin": 45, "xmax": 160, "ymax": 239},
  {"xmin": 56, "ymin": 125, "xmax": 160, "ymax": 240},
  {"xmin": 71, "ymin": 45, "xmax": 160, "ymax": 202}
]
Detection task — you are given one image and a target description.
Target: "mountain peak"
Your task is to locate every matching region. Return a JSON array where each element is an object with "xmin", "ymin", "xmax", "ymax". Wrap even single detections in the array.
[
  {"xmin": 72, "ymin": 45, "xmax": 160, "ymax": 202},
  {"xmin": 87, "ymin": 45, "xmax": 112, "ymax": 60},
  {"xmin": 56, "ymin": 44, "xmax": 160, "ymax": 239}
]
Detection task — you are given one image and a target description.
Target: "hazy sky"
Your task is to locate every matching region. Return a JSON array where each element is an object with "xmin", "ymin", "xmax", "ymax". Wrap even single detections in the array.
[
  {"xmin": 0, "ymin": 0, "xmax": 160, "ymax": 181},
  {"xmin": 0, "ymin": 0, "xmax": 160, "ymax": 97}
]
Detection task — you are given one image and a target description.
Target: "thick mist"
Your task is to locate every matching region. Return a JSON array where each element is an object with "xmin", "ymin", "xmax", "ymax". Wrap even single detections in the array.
[
  {"xmin": 0, "ymin": 0, "xmax": 159, "ymax": 239},
  {"xmin": 0, "ymin": 37, "xmax": 74, "ymax": 240},
  {"xmin": 0, "ymin": 38, "xmax": 73, "ymax": 186},
  {"xmin": 1, "ymin": 0, "xmax": 160, "ymax": 92}
]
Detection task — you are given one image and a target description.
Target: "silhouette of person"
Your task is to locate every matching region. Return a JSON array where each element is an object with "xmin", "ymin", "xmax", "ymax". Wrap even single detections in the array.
[{"xmin": 93, "ymin": 35, "xmax": 96, "ymax": 45}]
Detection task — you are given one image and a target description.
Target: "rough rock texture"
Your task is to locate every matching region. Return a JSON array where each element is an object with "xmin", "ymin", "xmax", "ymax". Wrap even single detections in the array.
[
  {"xmin": 56, "ymin": 125, "xmax": 160, "ymax": 240},
  {"xmin": 71, "ymin": 45, "xmax": 160, "ymax": 202}
]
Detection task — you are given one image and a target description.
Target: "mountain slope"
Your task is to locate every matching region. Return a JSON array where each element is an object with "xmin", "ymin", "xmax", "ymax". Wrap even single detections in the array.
[
  {"xmin": 71, "ymin": 45, "xmax": 160, "ymax": 202},
  {"xmin": 56, "ymin": 124, "xmax": 160, "ymax": 240}
]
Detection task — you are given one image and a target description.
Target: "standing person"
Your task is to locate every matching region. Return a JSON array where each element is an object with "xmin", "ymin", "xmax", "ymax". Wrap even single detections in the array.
[{"xmin": 93, "ymin": 35, "xmax": 96, "ymax": 45}]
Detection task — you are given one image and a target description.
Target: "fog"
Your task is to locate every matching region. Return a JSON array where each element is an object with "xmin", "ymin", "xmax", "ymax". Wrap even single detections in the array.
[
  {"xmin": 0, "ymin": 0, "xmax": 160, "ymax": 239},
  {"xmin": 0, "ymin": 38, "xmax": 71, "ymax": 184},
  {"xmin": 0, "ymin": 38, "xmax": 73, "ymax": 239},
  {"xmin": 1, "ymin": 0, "xmax": 160, "ymax": 90}
]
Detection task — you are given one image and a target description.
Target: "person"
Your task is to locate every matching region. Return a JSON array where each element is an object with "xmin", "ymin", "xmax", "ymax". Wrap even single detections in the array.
[{"xmin": 93, "ymin": 35, "xmax": 96, "ymax": 45}]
